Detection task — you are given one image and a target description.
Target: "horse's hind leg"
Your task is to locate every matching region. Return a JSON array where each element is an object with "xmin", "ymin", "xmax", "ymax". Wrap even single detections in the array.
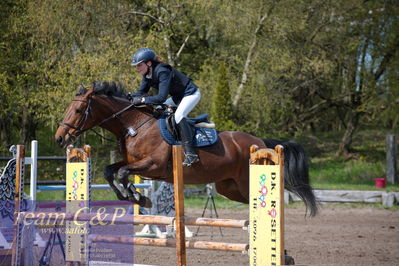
[{"xmin": 215, "ymin": 179, "xmax": 248, "ymax": 204}]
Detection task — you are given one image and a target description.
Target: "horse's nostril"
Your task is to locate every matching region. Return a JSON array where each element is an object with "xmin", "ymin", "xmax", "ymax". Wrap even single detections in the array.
[{"xmin": 56, "ymin": 136, "xmax": 63, "ymax": 146}]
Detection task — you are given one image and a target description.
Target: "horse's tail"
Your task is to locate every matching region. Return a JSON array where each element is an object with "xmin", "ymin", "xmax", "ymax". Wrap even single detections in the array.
[{"xmin": 263, "ymin": 139, "xmax": 318, "ymax": 217}]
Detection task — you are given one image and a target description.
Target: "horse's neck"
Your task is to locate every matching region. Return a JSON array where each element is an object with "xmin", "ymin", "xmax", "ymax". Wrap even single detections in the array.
[{"xmin": 93, "ymin": 96, "xmax": 155, "ymax": 138}]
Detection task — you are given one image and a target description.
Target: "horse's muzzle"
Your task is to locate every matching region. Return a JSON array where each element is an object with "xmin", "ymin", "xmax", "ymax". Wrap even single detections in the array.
[
  {"xmin": 55, "ymin": 135, "xmax": 74, "ymax": 148},
  {"xmin": 55, "ymin": 135, "xmax": 65, "ymax": 147}
]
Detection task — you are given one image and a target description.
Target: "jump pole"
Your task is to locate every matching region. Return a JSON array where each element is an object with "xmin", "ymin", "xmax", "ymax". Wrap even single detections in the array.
[
  {"xmin": 17, "ymin": 212, "xmax": 248, "ymax": 228},
  {"xmin": 28, "ymin": 140, "xmax": 38, "ymax": 203},
  {"xmin": 172, "ymin": 145, "xmax": 186, "ymax": 266},
  {"xmin": 249, "ymin": 145, "xmax": 285, "ymax": 266}
]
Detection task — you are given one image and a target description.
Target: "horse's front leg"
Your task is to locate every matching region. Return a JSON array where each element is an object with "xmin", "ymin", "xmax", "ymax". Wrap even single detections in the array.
[
  {"xmin": 117, "ymin": 159, "xmax": 155, "ymax": 208},
  {"xmin": 104, "ymin": 161, "xmax": 129, "ymax": 200}
]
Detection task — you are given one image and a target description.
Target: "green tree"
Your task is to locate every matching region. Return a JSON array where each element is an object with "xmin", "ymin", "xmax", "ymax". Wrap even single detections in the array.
[{"xmin": 211, "ymin": 63, "xmax": 235, "ymax": 131}]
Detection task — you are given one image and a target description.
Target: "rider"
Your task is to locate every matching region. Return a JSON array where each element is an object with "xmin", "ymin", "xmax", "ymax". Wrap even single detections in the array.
[{"xmin": 129, "ymin": 48, "xmax": 200, "ymax": 167}]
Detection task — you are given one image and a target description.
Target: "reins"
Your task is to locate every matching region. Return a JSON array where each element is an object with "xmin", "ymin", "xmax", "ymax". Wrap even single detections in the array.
[
  {"xmin": 96, "ymin": 103, "xmax": 135, "ymax": 127},
  {"xmin": 60, "ymin": 95, "xmax": 158, "ymax": 143}
]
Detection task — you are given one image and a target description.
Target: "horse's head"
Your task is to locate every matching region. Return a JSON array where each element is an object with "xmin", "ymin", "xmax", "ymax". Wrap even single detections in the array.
[
  {"xmin": 55, "ymin": 81, "xmax": 135, "ymax": 148},
  {"xmin": 55, "ymin": 84, "xmax": 97, "ymax": 148},
  {"xmin": 55, "ymin": 81, "xmax": 158, "ymax": 148}
]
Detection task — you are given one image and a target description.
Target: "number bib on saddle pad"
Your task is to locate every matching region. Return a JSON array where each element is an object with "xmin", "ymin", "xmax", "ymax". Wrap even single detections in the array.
[{"xmin": 157, "ymin": 114, "xmax": 218, "ymax": 147}]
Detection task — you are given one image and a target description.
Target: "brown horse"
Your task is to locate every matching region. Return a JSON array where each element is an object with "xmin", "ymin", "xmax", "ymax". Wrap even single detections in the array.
[{"xmin": 55, "ymin": 82, "xmax": 318, "ymax": 216}]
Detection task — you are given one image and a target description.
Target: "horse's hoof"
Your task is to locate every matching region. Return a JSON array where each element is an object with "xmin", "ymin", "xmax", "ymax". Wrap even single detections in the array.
[
  {"xmin": 285, "ymin": 255, "xmax": 295, "ymax": 265},
  {"xmin": 138, "ymin": 196, "xmax": 152, "ymax": 208},
  {"xmin": 113, "ymin": 190, "xmax": 128, "ymax": 201},
  {"xmin": 128, "ymin": 191, "xmax": 141, "ymax": 202},
  {"xmin": 116, "ymin": 194, "xmax": 128, "ymax": 201},
  {"xmin": 127, "ymin": 192, "xmax": 152, "ymax": 208}
]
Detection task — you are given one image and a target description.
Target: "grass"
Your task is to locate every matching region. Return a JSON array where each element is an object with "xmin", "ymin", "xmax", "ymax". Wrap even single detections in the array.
[
  {"xmin": 30, "ymin": 186, "xmax": 120, "ymax": 201},
  {"xmin": 310, "ymin": 159, "xmax": 385, "ymax": 184}
]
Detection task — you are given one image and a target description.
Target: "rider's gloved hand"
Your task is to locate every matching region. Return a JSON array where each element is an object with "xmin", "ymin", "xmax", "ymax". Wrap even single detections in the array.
[
  {"xmin": 131, "ymin": 96, "xmax": 145, "ymax": 106},
  {"xmin": 126, "ymin": 92, "xmax": 133, "ymax": 102}
]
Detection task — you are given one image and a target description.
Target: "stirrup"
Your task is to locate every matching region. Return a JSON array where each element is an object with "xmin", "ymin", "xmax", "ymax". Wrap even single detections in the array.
[{"xmin": 183, "ymin": 153, "xmax": 199, "ymax": 167}]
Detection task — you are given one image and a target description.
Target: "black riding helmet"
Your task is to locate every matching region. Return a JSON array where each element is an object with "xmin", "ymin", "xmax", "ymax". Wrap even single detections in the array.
[{"xmin": 131, "ymin": 48, "xmax": 156, "ymax": 66}]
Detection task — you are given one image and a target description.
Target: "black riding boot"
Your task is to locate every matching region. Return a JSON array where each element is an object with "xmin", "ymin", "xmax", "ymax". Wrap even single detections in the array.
[{"xmin": 177, "ymin": 118, "xmax": 199, "ymax": 167}]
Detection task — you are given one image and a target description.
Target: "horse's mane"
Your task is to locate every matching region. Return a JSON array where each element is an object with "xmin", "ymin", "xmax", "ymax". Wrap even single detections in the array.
[
  {"xmin": 76, "ymin": 81, "xmax": 127, "ymax": 98},
  {"xmin": 93, "ymin": 81, "xmax": 127, "ymax": 98}
]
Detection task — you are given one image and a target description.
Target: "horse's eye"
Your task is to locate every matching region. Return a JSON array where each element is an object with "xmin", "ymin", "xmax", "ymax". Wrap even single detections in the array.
[{"xmin": 76, "ymin": 109, "xmax": 83, "ymax": 114}]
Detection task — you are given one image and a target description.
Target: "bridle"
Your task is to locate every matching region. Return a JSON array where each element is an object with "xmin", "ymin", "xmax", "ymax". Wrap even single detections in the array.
[
  {"xmin": 59, "ymin": 98, "xmax": 93, "ymax": 143},
  {"xmin": 59, "ymin": 94, "xmax": 154, "ymax": 143}
]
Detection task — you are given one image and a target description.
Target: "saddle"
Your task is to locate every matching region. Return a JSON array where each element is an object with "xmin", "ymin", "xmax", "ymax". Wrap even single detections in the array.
[{"xmin": 158, "ymin": 112, "xmax": 218, "ymax": 147}]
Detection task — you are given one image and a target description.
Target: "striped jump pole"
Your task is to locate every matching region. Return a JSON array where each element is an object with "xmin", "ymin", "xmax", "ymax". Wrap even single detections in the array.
[
  {"xmin": 249, "ymin": 145, "xmax": 285, "ymax": 266},
  {"xmin": 89, "ymin": 234, "xmax": 248, "ymax": 252}
]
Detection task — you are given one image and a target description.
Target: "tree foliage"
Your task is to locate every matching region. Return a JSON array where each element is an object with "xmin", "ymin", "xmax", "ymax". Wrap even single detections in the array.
[
  {"xmin": 0, "ymin": 0, "xmax": 398, "ymax": 157},
  {"xmin": 211, "ymin": 63, "xmax": 235, "ymax": 131}
]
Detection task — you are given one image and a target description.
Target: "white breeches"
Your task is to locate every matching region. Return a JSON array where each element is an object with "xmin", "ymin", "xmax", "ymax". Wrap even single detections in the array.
[{"xmin": 163, "ymin": 89, "xmax": 201, "ymax": 124}]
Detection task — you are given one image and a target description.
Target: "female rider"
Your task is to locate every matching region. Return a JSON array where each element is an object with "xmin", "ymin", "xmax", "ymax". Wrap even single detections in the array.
[{"xmin": 129, "ymin": 48, "xmax": 200, "ymax": 167}]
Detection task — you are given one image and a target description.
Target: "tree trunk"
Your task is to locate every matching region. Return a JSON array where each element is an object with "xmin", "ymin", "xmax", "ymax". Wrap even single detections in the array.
[
  {"xmin": 338, "ymin": 111, "xmax": 360, "ymax": 157},
  {"xmin": 0, "ymin": 116, "xmax": 13, "ymax": 153},
  {"xmin": 386, "ymin": 134, "xmax": 397, "ymax": 184},
  {"xmin": 20, "ymin": 106, "xmax": 37, "ymax": 145},
  {"xmin": 232, "ymin": 4, "xmax": 276, "ymax": 107}
]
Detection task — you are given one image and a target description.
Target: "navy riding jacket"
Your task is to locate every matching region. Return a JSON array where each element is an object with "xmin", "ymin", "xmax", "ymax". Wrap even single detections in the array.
[{"xmin": 133, "ymin": 62, "xmax": 198, "ymax": 105}]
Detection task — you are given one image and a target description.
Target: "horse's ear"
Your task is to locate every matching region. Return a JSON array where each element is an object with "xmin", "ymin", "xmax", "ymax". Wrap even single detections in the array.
[
  {"xmin": 76, "ymin": 84, "xmax": 88, "ymax": 96},
  {"xmin": 93, "ymin": 81, "xmax": 107, "ymax": 94}
]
